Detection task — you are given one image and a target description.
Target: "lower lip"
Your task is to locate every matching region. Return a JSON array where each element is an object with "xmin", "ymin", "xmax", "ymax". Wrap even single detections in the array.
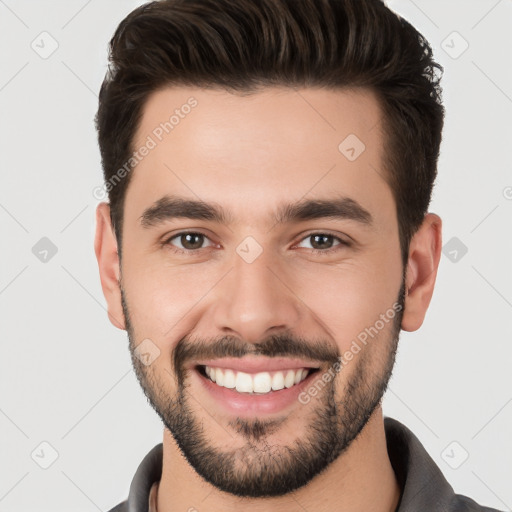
[{"xmin": 193, "ymin": 366, "xmax": 320, "ymax": 416}]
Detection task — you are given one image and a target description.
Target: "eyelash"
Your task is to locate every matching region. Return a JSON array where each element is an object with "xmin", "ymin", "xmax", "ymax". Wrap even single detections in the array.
[{"xmin": 162, "ymin": 231, "xmax": 351, "ymax": 256}]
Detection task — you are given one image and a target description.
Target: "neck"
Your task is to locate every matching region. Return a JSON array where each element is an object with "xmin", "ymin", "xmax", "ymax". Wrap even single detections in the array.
[{"xmin": 156, "ymin": 407, "xmax": 400, "ymax": 512}]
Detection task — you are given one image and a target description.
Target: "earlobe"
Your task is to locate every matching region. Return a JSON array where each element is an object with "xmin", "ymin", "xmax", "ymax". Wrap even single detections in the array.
[
  {"xmin": 401, "ymin": 213, "xmax": 442, "ymax": 332},
  {"xmin": 94, "ymin": 202, "xmax": 126, "ymax": 330}
]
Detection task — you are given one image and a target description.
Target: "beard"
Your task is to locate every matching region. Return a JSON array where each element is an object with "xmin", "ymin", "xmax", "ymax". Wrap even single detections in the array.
[{"xmin": 121, "ymin": 279, "xmax": 405, "ymax": 498}]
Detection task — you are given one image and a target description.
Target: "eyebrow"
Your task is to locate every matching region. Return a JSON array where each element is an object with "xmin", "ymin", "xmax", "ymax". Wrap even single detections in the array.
[{"xmin": 139, "ymin": 194, "xmax": 373, "ymax": 229}]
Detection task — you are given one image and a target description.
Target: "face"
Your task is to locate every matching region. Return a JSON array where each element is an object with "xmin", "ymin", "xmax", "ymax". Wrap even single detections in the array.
[{"xmin": 117, "ymin": 86, "xmax": 406, "ymax": 497}]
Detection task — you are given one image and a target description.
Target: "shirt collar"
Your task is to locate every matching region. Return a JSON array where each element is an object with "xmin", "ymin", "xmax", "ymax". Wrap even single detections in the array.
[{"xmin": 384, "ymin": 416, "xmax": 455, "ymax": 510}]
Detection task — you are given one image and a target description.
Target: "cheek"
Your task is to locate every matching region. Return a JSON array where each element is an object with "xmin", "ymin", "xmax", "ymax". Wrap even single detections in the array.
[
  {"xmin": 293, "ymin": 256, "xmax": 401, "ymax": 351},
  {"xmin": 123, "ymin": 260, "xmax": 218, "ymax": 339}
]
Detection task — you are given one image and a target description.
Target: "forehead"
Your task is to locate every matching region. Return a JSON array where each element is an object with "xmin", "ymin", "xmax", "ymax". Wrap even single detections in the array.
[
  {"xmin": 134, "ymin": 85, "xmax": 382, "ymax": 155},
  {"xmin": 124, "ymin": 86, "xmax": 394, "ymax": 231}
]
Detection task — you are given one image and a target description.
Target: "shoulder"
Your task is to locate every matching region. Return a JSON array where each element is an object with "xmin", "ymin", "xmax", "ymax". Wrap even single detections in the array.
[
  {"xmin": 383, "ymin": 417, "xmax": 504, "ymax": 512},
  {"xmin": 105, "ymin": 500, "xmax": 128, "ymax": 512},
  {"xmin": 450, "ymin": 494, "xmax": 504, "ymax": 512}
]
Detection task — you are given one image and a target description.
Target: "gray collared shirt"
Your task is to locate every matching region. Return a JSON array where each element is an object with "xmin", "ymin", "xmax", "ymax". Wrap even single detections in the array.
[{"xmin": 108, "ymin": 417, "xmax": 503, "ymax": 511}]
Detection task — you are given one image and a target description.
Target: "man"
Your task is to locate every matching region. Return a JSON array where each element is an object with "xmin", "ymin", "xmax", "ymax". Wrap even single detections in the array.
[{"xmin": 93, "ymin": 0, "xmax": 502, "ymax": 510}]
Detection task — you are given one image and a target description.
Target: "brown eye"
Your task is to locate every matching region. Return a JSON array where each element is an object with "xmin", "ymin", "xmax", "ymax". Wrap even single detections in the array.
[
  {"xmin": 296, "ymin": 232, "xmax": 350, "ymax": 255},
  {"xmin": 309, "ymin": 234, "xmax": 336, "ymax": 250},
  {"xmin": 178, "ymin": 233, "xmax": 204, "ymax": 250},
  {"xmin": 164, "ymin": 232, "xmax": 214, "ymax": 253}
]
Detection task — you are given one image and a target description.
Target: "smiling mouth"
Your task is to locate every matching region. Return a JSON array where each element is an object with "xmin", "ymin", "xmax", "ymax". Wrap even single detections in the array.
[{"xmin": 196, "ymin": 364, "xmax": 321, "ymax": 395}]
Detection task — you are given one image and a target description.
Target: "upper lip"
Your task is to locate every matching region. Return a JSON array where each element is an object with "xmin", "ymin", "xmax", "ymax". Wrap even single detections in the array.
[{"xmin": 192, "ymin": 357, "xmax": 322, "ymax": 374}]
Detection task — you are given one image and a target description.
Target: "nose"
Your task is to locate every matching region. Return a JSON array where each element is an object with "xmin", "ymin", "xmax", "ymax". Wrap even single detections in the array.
[{"xmin": 210, "ymin": 248, "xmax": 302, "ymax": 344}]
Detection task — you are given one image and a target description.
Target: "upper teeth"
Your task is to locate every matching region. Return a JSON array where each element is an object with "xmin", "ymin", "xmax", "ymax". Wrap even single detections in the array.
[{"xmin": 204, "ymin": 365, "xmax": 310, "ymax": 394}]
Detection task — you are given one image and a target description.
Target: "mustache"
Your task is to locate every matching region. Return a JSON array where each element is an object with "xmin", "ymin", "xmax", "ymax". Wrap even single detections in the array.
[{"xmin": 173, "ymin": 333, "xmax": 340, "ymax": 381}]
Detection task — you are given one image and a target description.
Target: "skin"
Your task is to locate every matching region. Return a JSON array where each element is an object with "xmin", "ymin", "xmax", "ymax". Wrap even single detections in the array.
[{"xmin": 95, "ymin": 86, "xmax": 442, "ymax": 512}]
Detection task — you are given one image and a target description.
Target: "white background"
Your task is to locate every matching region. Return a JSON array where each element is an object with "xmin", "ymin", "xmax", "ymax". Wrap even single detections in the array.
[{"xmin": 0, "ymin": 0, "xmax": 511, "ymax": 510}]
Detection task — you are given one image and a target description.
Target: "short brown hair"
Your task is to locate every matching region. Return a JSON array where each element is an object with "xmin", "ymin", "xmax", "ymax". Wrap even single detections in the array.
[{"xmin": 95, "ymin": 0, "xmax": 444, "ymax": 265}]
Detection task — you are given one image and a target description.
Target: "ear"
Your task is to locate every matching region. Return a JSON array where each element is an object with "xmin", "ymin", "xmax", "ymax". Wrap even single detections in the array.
[
  {"xmin": 94, "ymin": 202, "xmax": 126, "ymax": 330},
  {"xmin": 401, "ymin": 213, "xmax": 442, "ymax": 332}
]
